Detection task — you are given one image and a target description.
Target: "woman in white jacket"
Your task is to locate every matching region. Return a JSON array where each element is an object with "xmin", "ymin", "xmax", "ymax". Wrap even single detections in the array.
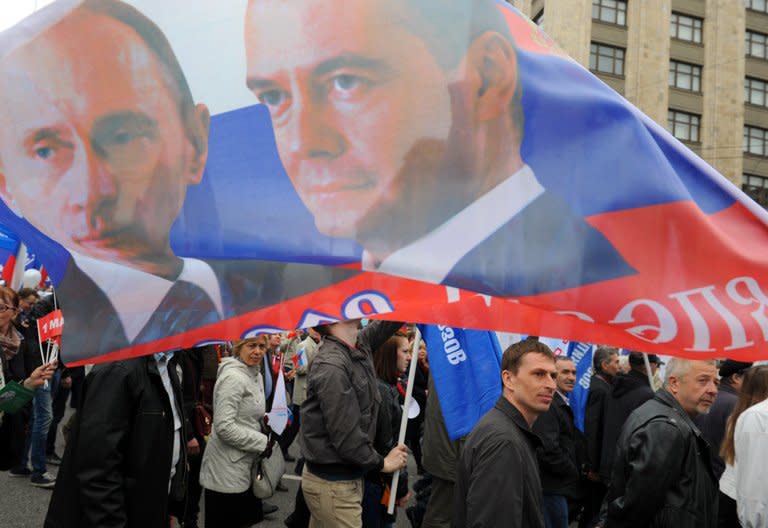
[
  {"xmin": 200, "ymin": 336, "xmax": 272, "ymax": 527},
  {"xmin": 718, "ymin": 365, "xmax": 768, "ymax": 528}
]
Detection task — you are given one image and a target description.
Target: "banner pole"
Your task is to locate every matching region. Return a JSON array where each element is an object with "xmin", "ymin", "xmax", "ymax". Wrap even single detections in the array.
[{"xmin": 387, "ymin": 326, "xmax": 421, "ymax": 515}]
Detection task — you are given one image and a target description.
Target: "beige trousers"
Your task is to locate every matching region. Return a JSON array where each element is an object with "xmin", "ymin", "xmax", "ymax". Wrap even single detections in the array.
[{"xmin": 302, "ymin": 467, "xmax": 364, "ymax": 528}]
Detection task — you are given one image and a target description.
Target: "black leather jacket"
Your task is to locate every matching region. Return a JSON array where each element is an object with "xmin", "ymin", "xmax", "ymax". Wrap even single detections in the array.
[
  {"xmin": 533, "ymin": 392, "xmax": 582, "ymax": 498},
  {"xmin": 45, "ymin": 356, "xmax": 187, "ymax": 528},
  {"xmin": 605, "ymin": 389, "xmax": 718, "ymax": 528}
]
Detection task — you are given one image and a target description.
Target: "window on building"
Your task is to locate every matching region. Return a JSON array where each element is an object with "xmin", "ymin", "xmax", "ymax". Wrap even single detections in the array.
[
  {"xmin": 669, "ymin": 61, "xmax": 702, "ymax": 92},
  {"xmin": 592, "ymin": 0, "xmax": 627, "ymax": 26},
  {"xmin": 533, "ymin": 9, "xmax": 544, "ymax": 30},
  {"xmin": 589, "ymin": 43, "xmax": 625, "ymax": 76},
  {"xmin": 745, "ymin": 77, "xmax": 768, "ymax": 107},
  {"xmin": 743, "ymin": 173, "xmax": 768, "ymax": 208},
  {"xmin": 668, "ymin": 110, "xmax": 701, "ymax": 142},
  {"xmin": 670, "ymin": 12, "xmax": 703, "ymax": 44},
  {"xmin": 747, "ymin": 0, "xmax": 768, "ymax": 14},
  {"xmin": 744, "ymin": 125, "xmax": 768, "ymax": 156},
  {"xmin": 746, "ymin": 30, "xmax": 768, "ymax": 59}
]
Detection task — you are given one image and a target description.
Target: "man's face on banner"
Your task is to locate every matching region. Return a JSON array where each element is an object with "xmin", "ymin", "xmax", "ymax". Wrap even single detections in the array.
[
  {"xmin": 0, "ymin": 11, "xmax": 205, "ymax": 265},
  {"xmin": 245, "ymin": 0, "xmax": 459, "ymax": 240}
]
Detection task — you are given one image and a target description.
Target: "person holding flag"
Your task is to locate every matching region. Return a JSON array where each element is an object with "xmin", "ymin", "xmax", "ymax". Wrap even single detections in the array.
[
  {"xmin": 365, "ymin": 329, "xmax": 413, "ymax": 526},
  {"xmin": 300, "ymin": 319, "xmax": 408, "ymax": 528},
  {"xmin": 0, "ymin": 285, "xmax": 56, "ymax": 473}
]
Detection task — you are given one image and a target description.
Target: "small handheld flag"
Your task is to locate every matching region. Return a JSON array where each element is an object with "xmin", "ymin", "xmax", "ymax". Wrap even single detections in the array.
[{"xmin": 291, "ymin": 348, "xmax": 306, "ymax": 369}]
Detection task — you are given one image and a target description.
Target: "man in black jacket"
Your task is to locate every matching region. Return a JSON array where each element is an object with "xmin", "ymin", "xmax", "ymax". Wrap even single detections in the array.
[
  {"xmin": 598, "ymin": 352, "xmax": 660, "ymax": 483},
  {"xmin": 300, "ymin": 319, "xmax": 408, "ymax": 527},
  {"xmin": 695, "ymin": 359, "xmax": 751, "ymax": 479},
  {"xmin": 605, "ymin": 358, "xmax": 719, "ymax": 527},
  {"xmin": 581, "ymin": 346, "xmax": 619, "ymax": 527},
  {"xmin": 44, "ymin": 353, "xmax": 187, "ymax": 528},
  {"xmin": 533, "ymin": 356, "xmax": 583, "ymax": 528},
  {"xmin": 454, "ymin": 339, "xmax": 557, "ymax": 528}
]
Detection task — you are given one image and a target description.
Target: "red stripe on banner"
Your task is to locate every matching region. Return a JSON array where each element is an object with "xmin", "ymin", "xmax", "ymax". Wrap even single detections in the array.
[
  {"xmin": 65, "ymin": 200, "xmax": 768, "ymax": 366},
  {"xmin": 496, "ymin": 2, "xmax": 570, "ymax": 58}
]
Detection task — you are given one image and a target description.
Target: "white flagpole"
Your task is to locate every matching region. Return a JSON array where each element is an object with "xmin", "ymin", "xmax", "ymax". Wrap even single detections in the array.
[
  {"xmin": 37, "ymin": 319, "xmax": 49, "ymax": 389},
  {"xmin": 387, "ymin": 327, "xmax": 422, "ymax": 515}
]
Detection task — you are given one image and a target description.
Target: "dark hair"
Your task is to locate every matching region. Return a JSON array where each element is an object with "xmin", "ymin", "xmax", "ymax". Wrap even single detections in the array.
[
  {"xmin": 315, "ymin": 324, "xmax": 332, "ymax": 337},
  {"xmin": 502, "ymin": 339, "xmax": 555, "ymax": 375},
  {"xmin": 721, "ymin": 366, "xmax": 768, "ymax": 464},
  {"xmin": 593, "ymin": 346, "xmax": 618, "ymax": 374},
  {"xmin": 17, "ymin": 287, "xmax": 39, "ymax": 300},
  {"xmin": 373, "ymin": 332, "xmax": 409, "ymax": 385},
  {"xmin": 0, "ymin": 286, "xmax": 19, "ymax": 308},
  {"xmin": 79, "ymin": 0, "xmax": 203, "ymax": 154},
  {"xmin": 405, "ymin": 0, "xmax": 524, "ymax": 136}
]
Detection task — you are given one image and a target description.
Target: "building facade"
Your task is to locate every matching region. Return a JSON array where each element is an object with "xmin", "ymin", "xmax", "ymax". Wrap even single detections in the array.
[{"xmin": 508, "ymin": 0, "xmax": 768, "ymax": 207}]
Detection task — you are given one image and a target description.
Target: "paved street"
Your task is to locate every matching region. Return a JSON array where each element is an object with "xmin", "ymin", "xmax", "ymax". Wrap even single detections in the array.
[{"xmin": 1, "ymin": 408, "xmax": 415, "ymax": 527}]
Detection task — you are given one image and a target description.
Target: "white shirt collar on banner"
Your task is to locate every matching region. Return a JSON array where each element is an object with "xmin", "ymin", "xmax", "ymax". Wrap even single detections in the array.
[
  {"xmin": 73, "ymin": 253, "xmax": 224, "ymax": 342},
  {"xmin": 362, "ymin": 165, "xmax": 544, "ymax": 284}
]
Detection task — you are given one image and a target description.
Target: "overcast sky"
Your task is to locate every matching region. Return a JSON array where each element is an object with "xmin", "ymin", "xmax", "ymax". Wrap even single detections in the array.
[{"xmin": 0, "ymin": 0, "xmax": 55, "ymax": 32}]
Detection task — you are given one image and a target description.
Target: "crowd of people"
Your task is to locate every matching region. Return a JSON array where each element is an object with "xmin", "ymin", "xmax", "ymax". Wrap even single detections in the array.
[{"xmin": 1, "ymin": 285, "xmax": 768, "ymax": 527}]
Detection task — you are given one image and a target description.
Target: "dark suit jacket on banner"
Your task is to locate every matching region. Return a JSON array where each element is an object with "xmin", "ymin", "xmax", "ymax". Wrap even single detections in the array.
[
  {"xmin": 57, "ymin": 258, "xmax": 356, "ymax": 362},
  {"xmin": 444, "ymin": 191, "xmax": 635, "ymax": 297}
]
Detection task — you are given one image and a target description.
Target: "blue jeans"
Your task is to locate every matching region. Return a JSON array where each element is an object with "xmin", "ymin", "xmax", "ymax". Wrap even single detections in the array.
[
  {"xmin": 542, "ymin": 494, "xmax": 569, "ymax": 528},
  {"xmin": 21, "ymin": 371, "xmax": 59, "ymax": 478}
]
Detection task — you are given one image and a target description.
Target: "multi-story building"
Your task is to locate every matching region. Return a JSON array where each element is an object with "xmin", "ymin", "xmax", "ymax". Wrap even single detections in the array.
[{"xmin": 507, "ymin": 0, "xmax": 768, "ymax": 207}]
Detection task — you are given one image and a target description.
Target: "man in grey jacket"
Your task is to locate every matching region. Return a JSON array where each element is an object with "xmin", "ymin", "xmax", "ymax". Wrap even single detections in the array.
[
  {"xmin": 300, "ymin": 319, "xmax": 408, "ymax": 527},
  {"xmin": 454, "ymin": 338, "xmax": 557, "ymax": 528}
]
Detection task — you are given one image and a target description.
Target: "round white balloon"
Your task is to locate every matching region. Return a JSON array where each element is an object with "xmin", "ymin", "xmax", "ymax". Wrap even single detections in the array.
[
  {"xmin": 22, "ymin": 268, "xmax": 41, "ymax": 288},
  {"xmin": 403, "ymin": 399, "xmax": 420, "ymax": 420}
]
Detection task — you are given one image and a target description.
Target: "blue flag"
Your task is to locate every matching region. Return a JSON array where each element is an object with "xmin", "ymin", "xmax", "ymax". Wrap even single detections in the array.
[
  {"xmin": 566, "ymin": 341, "xmax": 594, "ymax": 432},
  {"xmin": 419, "ymin": 324, "xmax": 503, "ymax": 440}
]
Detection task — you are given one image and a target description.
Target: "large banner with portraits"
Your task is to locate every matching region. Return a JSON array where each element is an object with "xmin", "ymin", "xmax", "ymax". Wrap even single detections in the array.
[{"xmin": 1, "ymin": 0, "xmax": 768, "ymax": 364}]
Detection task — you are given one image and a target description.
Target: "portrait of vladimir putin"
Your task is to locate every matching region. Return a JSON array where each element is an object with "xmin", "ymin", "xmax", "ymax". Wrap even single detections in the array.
[
  {"xmin": 245, "ymin": 0, "xmax": 631, "ymax": 297},
  {"xmin": 0, "ymin": 0, "xmax": 352, "ymax": 360}
]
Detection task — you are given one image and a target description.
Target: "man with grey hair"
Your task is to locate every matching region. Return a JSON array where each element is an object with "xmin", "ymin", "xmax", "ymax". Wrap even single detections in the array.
[{"xmin": 604, "ymin": 358, "xmax": 719, "ymax": 527}]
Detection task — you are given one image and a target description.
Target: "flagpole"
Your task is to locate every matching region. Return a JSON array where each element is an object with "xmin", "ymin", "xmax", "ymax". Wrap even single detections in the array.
[
  {"xmin": 387, "ymin": 326, "xmax": 422, "ymax": 515},
  {"xmin": 36, "ymin": 319, "xmax": 49, "ymax": 389}
]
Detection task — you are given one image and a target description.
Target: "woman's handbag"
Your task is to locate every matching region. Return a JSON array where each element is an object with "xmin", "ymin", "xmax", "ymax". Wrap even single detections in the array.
[
  {"xmin": 192, "ymin": 402, "xmax": 213, "ymax": 439},
  {"xmin": 251, "ymin": 441, "xmax": 285, "ymax": 499}
]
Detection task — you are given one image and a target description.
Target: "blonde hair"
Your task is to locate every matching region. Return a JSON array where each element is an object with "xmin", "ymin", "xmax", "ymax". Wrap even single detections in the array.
[{"xmin": 232, "ymin": 335, "xmax": 268, "ymax": 358}]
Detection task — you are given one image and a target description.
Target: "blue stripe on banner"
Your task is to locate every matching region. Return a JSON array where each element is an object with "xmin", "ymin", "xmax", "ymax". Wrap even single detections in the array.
[{"xmin": 419, "ymin": 324, "xmax": 503, "ymax": 440}]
